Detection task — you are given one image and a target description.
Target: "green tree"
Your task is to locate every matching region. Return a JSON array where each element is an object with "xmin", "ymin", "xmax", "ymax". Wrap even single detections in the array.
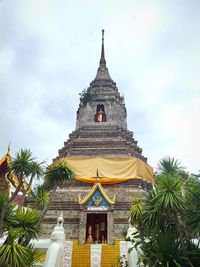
[
  {"xmin": 0, "ymin": 196, "xmax": 42, "ymax": 266},
  {"xmin": 0, "ymin": 228, "xmax": 41, "ymax": 267},
  {"xmin": 0, "ymin": 195, "xmax": 15, "ymax": 234},
  {"xmin": 33, "ymin": 185, "xmax": 50, "ymax": 210},
  {"xmin": 0, "ymin": 148, "xmax": 55, "ymax": 267},
  {"xmin": 10, "ymin": 149, "xmax": 35, "ymax": 201},
  {"xmin": 20, "ymin": 161, "xmax": 45, "ymax": 206},
  {"xmin": 184, "ymin": 178, "xmax": 200, "ymax": 237},
  {"xmin": 36, "ymin": 161, "xmax": 74, "ymax": 228},
  {"xmin": 129, "ymin": 198, "xmax": 145, "ymax": 244},
  {"xmin": 0, "ymin": 149, "xmax": 36, "ymax": 236},
  {"xmin": 157, "ymin": 156, "xmax": 184, "ymax": 175},
  {"xmin": 129, "ymin": 157, "xmax": 200, "ymax": 266}
]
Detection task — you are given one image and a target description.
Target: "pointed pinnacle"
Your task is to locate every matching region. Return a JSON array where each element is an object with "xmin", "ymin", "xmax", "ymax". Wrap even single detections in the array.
[{"xmin": 100, "ymin": 29, "xmax": 106, "ymax": 65}]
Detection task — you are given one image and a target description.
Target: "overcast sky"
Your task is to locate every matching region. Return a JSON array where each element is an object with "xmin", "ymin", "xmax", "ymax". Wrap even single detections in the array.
[{"xmin": 0, "ymin": 0, "xmax": 200, "ymax": 174}]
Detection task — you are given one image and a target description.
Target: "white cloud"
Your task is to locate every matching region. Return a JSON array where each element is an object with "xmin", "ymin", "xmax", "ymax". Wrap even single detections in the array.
[
  {"xmin": 159, "ymin": 97, "xmax": 200, "ymax": 171},
  {"xmin": 0, "ymin": 46, "xmax": 14, "ymax": 73}
]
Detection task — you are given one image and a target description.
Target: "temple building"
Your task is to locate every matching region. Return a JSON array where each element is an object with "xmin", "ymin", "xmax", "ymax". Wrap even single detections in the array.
[
  {"xmin": 41, "ymin": 30, "xmax": 154, "ymax": 247},
  {"xmin": 0, "ymin": 144, "xmax": 27, "ymax": 198}
]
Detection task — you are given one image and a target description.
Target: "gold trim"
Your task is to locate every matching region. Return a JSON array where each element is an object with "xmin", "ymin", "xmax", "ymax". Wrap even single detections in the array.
[
  {"xmin": 79, "ymin": 182, "xmax": 116, "ymax": 205},
  {"xmin": 0, "ymin": 145, "xmax": 28, "ymax": 192}
]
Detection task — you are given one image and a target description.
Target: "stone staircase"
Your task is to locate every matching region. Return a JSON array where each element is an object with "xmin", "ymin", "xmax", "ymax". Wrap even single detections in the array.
[
  {"xmin": 101, "ymin": 241, "xmax": 120, "ymax": 267},
  {"xmin": 72, "ymin": 240, "xmax": 120, "ymax": 267},
  {"xmin": 72, "ymin": 240, "xmax": 90, "ymax": 267}
]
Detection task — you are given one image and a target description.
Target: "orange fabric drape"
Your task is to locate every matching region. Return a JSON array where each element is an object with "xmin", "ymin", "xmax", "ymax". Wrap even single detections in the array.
[{"xmin": 52, "ymin": 157, "xmax": 154, "ymax": 184}]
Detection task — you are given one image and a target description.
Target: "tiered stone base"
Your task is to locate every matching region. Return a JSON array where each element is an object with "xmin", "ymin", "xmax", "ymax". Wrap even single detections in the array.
[
  {"xmin": 72, "ymin": 240, "xmax": 120, "ymax": 267},
  {"xmin": 57, "ymin": 125, "xmax": 146, "ymax": 161}
]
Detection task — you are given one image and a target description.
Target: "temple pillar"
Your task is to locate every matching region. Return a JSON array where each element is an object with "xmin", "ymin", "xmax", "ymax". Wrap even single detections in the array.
[
  {"xmin": 79, "ymin": 211, "xmax": 87, "ymax": 244},
  {"xmin": 107, "ymin": 211, "xmax": 114, "ymax": 244}
]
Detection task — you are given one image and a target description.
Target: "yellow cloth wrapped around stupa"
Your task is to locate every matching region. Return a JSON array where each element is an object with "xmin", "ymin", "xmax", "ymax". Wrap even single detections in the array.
[{"xmin": 53, "ymin": 157, "xmax": 154, "ymax": 184}]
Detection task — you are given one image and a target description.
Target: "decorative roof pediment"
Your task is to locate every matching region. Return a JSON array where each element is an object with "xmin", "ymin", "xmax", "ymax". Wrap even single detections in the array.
[
  {"xmin": 0, "ymin": 145, "xmax": 27, "ymax": 192},
  {"xmin": 79, "ymin": 182, "xmax": 116, "ymax": 206}
]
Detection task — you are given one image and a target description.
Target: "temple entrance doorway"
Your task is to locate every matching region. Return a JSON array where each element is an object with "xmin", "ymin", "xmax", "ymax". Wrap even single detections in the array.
[{"xmin": 85, "ymin": 213, "xmax": 107, "ymax": 243}]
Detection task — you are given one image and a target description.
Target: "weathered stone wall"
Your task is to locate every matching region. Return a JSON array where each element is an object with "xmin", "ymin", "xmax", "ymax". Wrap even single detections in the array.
[
  {"xmin": 76, "ymin": 99, "xmax": 127, "ymax": 130},
  {"xmin": 32, "ymin": 180, "xmax": 150, "ymax": 239}
]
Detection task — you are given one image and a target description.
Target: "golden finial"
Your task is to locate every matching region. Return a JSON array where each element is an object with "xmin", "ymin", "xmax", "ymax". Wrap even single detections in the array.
[
  {"xmin": 7, "ymin": 142, "xmax": 11, "ymax": 156},
  {"xmin": 96, "ymin": 169, "xmax": 100, "ymax": 182}
]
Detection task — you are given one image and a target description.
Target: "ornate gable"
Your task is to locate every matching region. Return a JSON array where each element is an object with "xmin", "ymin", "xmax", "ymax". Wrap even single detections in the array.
[
  {"xmin": 0, "ymin": 145, "xmax": 28, "ymax": 194},
  {"xmin": 79, "ymin": 182, "xmax": 116, "ymax": 207}
]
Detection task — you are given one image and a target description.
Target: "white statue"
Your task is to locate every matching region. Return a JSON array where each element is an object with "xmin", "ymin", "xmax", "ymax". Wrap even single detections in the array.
[
  {"xmin": 44, "ymin": 213, "xmax": 65, "ymax": 267},
  {"xmin": 126, "ymin": 224, "xmax": 144, "ymax": 267}
]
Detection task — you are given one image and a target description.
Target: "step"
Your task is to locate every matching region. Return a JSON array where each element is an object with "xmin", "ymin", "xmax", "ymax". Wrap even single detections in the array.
[{"xmin": 71, "ymin": 240, "xmax": 120, "ymax": 267}]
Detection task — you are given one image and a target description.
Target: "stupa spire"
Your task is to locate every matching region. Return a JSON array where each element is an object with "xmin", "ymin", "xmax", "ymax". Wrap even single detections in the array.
[
  {"xmin": 95, "ymin": 29, "xmax": 111, "ymax": 81},
  {"xmin": 100, "ymin": 29, "xmax": 106, "ymax": 65}
]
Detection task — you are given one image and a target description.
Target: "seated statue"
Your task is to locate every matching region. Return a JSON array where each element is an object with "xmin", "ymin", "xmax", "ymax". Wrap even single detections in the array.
[{"xmin": 97, "ymin": 108, "xmax": 104, "ymax": 122}]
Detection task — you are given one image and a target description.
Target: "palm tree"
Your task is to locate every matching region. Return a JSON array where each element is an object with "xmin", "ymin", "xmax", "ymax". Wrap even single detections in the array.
[
  {"xmin": 0, "ymin": 149, "xmax": 44, "ymax": 236},
  {"xmin": 140, "ymin": 231, "xmax": 192, "ymax": 267},
  {"xmin": 142, "ymin": 190, "xmax": 167, "ymax": 233},
  {"xmin": 129, "ymin": 198, "xmax": 145, "ymax": 244},
  {"xmin": 0, "ymin": 194, "xmax": 15, "ymax": 233},
  {"xmin": 129, "ymin": 198, "xmax": 143, "ymax": 226},
  {"xmin": 33, "ymin": 185, "xmax": 50, "ymax": 210},
  {"xmin": 0, "ymin": 149, "xmax": 35, "ymax": 236},
  {"xmin": 0, "ymin": 228, "xmax": 41, "ymax": 267},
  {"xmin": 157, "ymin": 175, "xmax": 188, "ymax": 247},
  {"xmin": 0, "ymin": 197, "xmax": 42, "ymax": 266},
  {"xmin": 10, "ymin": 149, "xmax": 35, "ymax": 202},
  {"xmin": 129, "ymin": 158, "xmax": 200, "ymax": 265},
  {"xmin": 157, "ymin": 156, "xmax": 184, "ymax": 175},
  {"xmin": 36, "ymin": 161, "xmax": 74, "ymax": 227},
  {"xmin": 22, "ymin": 161, "xmax": 74, "ymax": 247},
  {"xmin": 184, "ymin": 178, "xmax": 200, "ymax": 237},
  {"xmin": 20, "ymin": 161, "xmax": 45, "ymax": 206},
  {"xmin": 15, "ymin": 207, "xmax": 41, "ymax": 245}
]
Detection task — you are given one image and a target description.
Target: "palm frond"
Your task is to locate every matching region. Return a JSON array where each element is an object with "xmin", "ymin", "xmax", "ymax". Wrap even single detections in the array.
[
  {"xmin": 0, "ymin": 194, "xmax": 16, "ymax": 232},
  {"xmin": 0, "ymin": 228, "xmax": 34, "ymax": 267},
  {"xmin": 11, "ymin": 149, "xmax": 35, "ymax": 177},
  {"xmin": 157, "ymin": 157, "xmax": 184, "ymax": 175},
  {"xmin": 129, "ymin": 198, "xmax": 143, "ymax": 226},
  {"xmin": 45, "ymin": 161, "xmax": 74, "ymax": 188},
  {"xmin": 14, "ymin": 207, "xmax": 41, "ymax": 239}
]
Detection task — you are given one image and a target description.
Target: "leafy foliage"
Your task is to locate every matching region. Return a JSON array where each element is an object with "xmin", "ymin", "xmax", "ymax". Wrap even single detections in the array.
[
  {"xmin": 0, "ymin": 149, "xmax": 76, "ymax": 267},
  {"xmin": 15, "ymin": 207, "xmax": 40, "ymax": 240},
  {"xmin": 34, "ymin": 185, "xmax": 50, "ymax": 210},
  {"xmin": 141, "ymin": 232, "xmax": 193, "ymax": 267},
  {"xmin": 11, "ymin": 149, "xmax": 35, "ymax": 177},
  {"xmin": 129, "ymin": 198, "xmax": 143, "ymax": 226},
  {"xmin": 157, "ymin": 156, "xmax": 184, "ymax": 175},
  {"xmin": 184, "ymin": 179, "xmax": 200, "ymax": 236},
  {"xmin": 156, "ymin": 174, "xmax": 185, "ymax": 211},
  {"xmin": 129, "ymin": 157, "xmax": 200, "ymax": 266},
  {"xmin": 0, "ymin": 229, "xmax": 40, "ymax": 267},
  {"xmin": 118, "ymin": 254, "xmax": 128, "ymax": 267},
  {"xmin": 0, "ymin": 148, "xmax": 47, "ymax": 266},
  {"xmin": 0, "ymin": 194, "xmax": 15, "ymax": 233},
  {"xmin": 45, "ymin": 161, "xmax": 74, "ymax": 189},
  {"xmin": 79, "ymin": 88, "xmax": 92, "ymax": 105}
]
